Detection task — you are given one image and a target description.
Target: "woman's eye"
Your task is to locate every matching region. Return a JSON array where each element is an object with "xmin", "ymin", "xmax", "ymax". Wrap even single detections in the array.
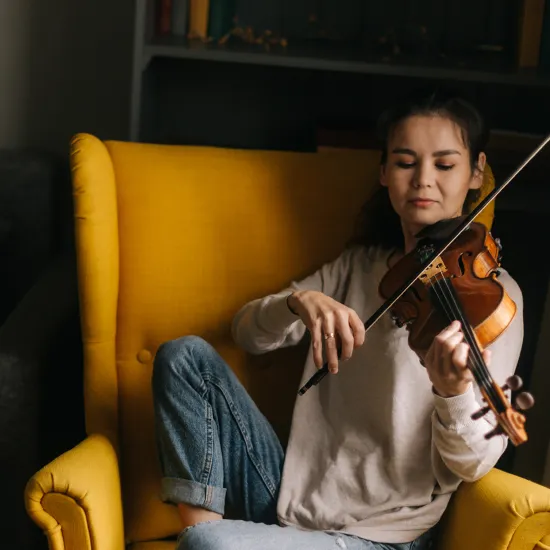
[{"xmin": 394, "ymin": 161, "xmax": 454, "ymax": 170}]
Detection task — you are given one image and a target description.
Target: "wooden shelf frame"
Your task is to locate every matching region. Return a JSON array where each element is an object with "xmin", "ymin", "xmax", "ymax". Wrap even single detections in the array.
[{"xmin": 143, "ymin": 35, "xmax": 550, "ymax": 87}]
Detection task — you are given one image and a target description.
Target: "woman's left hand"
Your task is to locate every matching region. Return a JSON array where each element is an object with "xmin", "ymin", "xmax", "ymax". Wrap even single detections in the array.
[{"xmin": 424, "ymin": 320, "xmax": 490, "ymax": 398}]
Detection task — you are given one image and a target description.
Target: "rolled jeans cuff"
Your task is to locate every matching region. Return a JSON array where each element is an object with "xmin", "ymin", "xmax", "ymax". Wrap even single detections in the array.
[{"xmin": 161, "ymin": 477, "xmax": 227, "ymax": 515}]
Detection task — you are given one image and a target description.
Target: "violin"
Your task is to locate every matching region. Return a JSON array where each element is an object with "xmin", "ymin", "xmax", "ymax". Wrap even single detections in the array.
[
  {"xmin": 298, "ymin": 135, "xmax": 550, "ymax": 446},
  {"xmin": 379, "ymin": 218, "xmax": 533, "ymax": 445}
]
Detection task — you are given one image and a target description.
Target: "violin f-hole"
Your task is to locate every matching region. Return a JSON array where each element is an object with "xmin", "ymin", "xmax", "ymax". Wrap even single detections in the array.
[
  {"xmin": 409, "ymin": 286, "xmax": 423, "ymax": 302},
  {"xmin": 456, "ymin": 251, "xmax": 472, "ymax": 277}
]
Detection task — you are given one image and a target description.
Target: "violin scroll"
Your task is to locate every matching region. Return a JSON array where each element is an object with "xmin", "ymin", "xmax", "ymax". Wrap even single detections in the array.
[{"xmin": 473, "ymin": 376, "xmax": 535, "ymax": 444}]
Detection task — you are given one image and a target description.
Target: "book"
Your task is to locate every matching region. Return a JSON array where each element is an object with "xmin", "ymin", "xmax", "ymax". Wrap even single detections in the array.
[
  {"xmin": 208, "ymin": 0, "xmax": 236, "ymax": 40},
  {"xmin": 189, "ymin": 0, "xmax": 210, "ymax": 39},
  {"xmin": 172, "ymin": 0, "xmax": 189, "ymax": 37},
  {"xmin": 517, "ymin": 0, "xmax": 546, "ymax": 67}
]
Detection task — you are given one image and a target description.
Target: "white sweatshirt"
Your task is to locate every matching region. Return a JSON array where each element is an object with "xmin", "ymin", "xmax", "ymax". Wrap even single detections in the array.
[{"xmin": 231, "ymin": 244, "xmax": 524, "ymax": 543}]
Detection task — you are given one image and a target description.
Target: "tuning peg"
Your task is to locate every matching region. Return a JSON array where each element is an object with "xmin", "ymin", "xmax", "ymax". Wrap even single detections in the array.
[
  {"xmin": 471, "ymin": 406, "xmax": 491, "ymax": 420},
  {"xmin": 502, "ymin": 375, "xmax": 523, "ymax": 392},
  {"xmin": 484, "ymin": 425, "xmax": 505, "ymax": 440},
  {"xmin": 515, "ymin": 392, "xmax": 535, "ymax": 410}
]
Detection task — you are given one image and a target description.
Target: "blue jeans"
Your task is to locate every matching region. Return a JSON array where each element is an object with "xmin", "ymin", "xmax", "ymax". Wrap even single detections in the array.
[{"xmin": 152, "ymin": 336, "xmax": 436, "ymax": 550}]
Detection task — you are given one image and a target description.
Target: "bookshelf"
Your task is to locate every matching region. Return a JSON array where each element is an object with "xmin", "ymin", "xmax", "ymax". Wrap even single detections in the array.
[{"xmin": 130, "ymin": 0, "xmax": 550, "ymax": 146}]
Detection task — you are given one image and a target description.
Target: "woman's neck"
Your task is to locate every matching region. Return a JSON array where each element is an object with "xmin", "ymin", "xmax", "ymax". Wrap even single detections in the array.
[
  {"xmin": 386, "ymin": 223, "xmax": 419, "ymax": 269},
  {"xmin": 401, "ymin": 221, "xmax": 421, "ymax": 254}
]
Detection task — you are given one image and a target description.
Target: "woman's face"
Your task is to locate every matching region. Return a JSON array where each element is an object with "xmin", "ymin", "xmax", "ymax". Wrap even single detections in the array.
[{"xmin": 380, "ymin": 114, "xmax": 485, "ymax": 244}]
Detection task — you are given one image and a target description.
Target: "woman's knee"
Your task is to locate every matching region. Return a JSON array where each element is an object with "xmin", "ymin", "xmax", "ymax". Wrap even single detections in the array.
[
  {"xmin": 154, "ymin": 336, "xmax": 209, "ymax": 368},
  {"xmin": 152, "ymin": 336, "xmax": 207, "ymax": 392},
  {"xmin": 151, "ymin": 335, "xmax": 231, "ymax": 396}
]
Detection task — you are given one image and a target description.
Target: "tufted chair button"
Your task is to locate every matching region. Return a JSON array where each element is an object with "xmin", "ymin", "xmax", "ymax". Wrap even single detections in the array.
[{"xmin": 137, "ymin": 349, "xmax": 152, "ymax": 363}]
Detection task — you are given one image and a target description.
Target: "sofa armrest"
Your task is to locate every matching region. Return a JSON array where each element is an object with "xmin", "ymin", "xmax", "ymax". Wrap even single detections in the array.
[
  {"xmin": 439, "ymin": 468, "xmax": 550, "ymax": 550},
  {"xmin": 25, "ymin": 434, "xmax": 125, "ymax": 550}
]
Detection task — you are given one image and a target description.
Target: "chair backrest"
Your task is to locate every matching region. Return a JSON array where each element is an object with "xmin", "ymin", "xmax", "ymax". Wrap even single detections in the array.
[{"xmin": 69, "ymin": 134, "xmax": 495, "ymax": 543}]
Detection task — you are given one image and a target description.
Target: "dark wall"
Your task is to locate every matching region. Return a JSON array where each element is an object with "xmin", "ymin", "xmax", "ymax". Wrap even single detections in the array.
[{"xmin": 0, "ymin": 151, "xmax": 84, "ymax": 550}]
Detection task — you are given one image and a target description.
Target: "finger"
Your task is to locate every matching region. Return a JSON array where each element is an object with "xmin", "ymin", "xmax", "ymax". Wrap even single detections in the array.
[
  {"xmin": 452, "ymin": 341, "xmax": 470, "ymax": 371},
  {"xmin": 335, "ymin": 312, "xmax": 355, "ymax": 361},
  {"xmin": 424, "ymin": 337, "xmax": 436, "ymax": 368},
  {"xmin": 348, "ymin": 309, "xmax": 366, "ymax": 348},
  {"xmin": 482, "ymin": 348, "xmax": 492, "ymax": 366},
  {"xmin": 435, "ymin": 331, "xmax": 464, "ymax": 371},
  {"xmin": 440, "ymin": 331, "xmax": 465, "ymax": 358},
  {"xmin": 311, "ymin": 319, "xmax": 324, "ymax": 369},
  {"xmin": 322, "ymin": 316, "xmax": 339, "ymax": 374},
  {"xmin": 434, "ymin": 320, "xmax": 462, "ymax": 346}
]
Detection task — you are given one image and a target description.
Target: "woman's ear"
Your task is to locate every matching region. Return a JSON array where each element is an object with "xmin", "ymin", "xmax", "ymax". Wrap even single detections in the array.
[{"xmin": 470, "ymin": 152, "xmax": 486, "ymax": 190}]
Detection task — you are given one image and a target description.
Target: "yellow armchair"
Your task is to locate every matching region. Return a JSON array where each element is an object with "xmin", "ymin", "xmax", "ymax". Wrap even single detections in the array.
[{"xmin": 25, "ymin": 133, "xmax": 550, "ymax": 550}]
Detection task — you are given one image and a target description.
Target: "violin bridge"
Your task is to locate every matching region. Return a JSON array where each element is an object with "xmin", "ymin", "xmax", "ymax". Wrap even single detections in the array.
[{"xmin": 419, "ymin": 256, "xmax": 448, "ymax": 286}]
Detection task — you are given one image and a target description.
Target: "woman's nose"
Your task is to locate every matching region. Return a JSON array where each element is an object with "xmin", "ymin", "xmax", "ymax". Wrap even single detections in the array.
[{"xmin": 413, "ymin": 164, "xmax": 434, "ymax": 188}]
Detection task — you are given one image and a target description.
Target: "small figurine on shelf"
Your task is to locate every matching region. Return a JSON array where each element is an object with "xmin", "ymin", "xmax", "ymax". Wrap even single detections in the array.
[{"xmin": 218, "ymin": 16, "xmax": 288, "ymax": 51}]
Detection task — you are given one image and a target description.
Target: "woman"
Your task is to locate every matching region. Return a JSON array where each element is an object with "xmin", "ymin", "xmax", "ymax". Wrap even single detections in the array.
[{"xmin": 151, "ymin": 87, "xmax": 524, "ymax": 550}]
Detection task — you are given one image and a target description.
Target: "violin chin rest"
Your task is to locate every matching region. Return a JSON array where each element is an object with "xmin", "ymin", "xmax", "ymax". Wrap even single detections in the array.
[{"xmin": 414, "ymin": 216, "xmax": 469, "ymax": 241}]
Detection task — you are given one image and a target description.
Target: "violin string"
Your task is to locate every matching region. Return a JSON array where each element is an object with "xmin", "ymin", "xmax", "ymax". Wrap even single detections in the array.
[
  {"xmin": 428, "ymin": 272, "xmax": 486, "ymax": 381},
  {"xmin": 438, "ymin": 272, "xmax": 494, "ymax": 385},
  {"xmin": 429, "ymin": 272, "xmax": 498, "ymax": 406},
  {"xmin": 429, "ymin": 269, "xmax": 501, "ymax": 407},
  {"xmin": 430, "ymin": 268, "xmax": 493, "ymax": 390},
  {"xmin": 443, "ymin": 279, "xmax": 504, "ymax": 411},
  {"xmin": 439, "ymin": 274, "xmax": 504, "ymax": 408}
]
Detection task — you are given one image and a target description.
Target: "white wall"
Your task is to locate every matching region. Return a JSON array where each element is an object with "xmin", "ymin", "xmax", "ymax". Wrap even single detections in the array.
[{"xmin": 0, "ymin": 0, "xmax": 134, "ymax": 154}]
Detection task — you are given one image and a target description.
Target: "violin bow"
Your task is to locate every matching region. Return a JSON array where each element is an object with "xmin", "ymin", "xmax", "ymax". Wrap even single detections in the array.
[{"xmin": 299, "ymin": 133, "xmax": 550, "ymax": 396}]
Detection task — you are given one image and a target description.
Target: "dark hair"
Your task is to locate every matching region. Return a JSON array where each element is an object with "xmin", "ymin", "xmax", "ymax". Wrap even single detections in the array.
[{"xmin": 350, "ymin": 85, "xmax": 490, "ymax": 251}]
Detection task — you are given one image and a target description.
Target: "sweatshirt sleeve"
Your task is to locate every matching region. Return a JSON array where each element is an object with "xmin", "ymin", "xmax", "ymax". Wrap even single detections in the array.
[
  {"xmin": 431, "ymin": 269, "xmax": 524, "ymax": 482},
  {"xmin": 231, "ymin": 246, "xmax": 361, "ymax": 355}
]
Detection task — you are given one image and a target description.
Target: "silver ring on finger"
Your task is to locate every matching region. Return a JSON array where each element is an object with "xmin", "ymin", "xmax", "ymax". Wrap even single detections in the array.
[{"xmin": 324, "ymin": 332, "xmax": 335, "ymax": 340}]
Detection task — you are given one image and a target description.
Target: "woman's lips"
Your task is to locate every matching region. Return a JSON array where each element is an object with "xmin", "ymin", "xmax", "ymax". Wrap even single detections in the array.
[{"xmin": 409, "ymin": 199, "xmax": 435, "ymax": 207}]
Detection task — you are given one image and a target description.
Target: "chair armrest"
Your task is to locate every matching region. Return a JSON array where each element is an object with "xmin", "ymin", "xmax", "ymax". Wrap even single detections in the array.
[
  {"xmin": 439, "ymin": 468, "xmax": 550, "ymax": 550},
  {"xmin": 25, "ymin": 434, "xmax": 125, "ymax": 550}
]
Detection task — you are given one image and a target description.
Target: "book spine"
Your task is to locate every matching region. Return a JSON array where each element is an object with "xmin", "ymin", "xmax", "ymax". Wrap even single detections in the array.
[
  {"xmin": 208, "ymin": 0, "xmax": 236, "ymax": 40},
  {"xmin": 189, "ymin": 0, "xmax": 210, "ymax": 38},
  {"xmin": 172, "ymin": 0, "xmax": 188, "ymax": 36},
  {"xmin": 517, "ymin": 0, "xmax": 546, "ymax": 67},
  {"xmin": 158, "ymin": 0, "xmax": 173, "ymax": 35},
  {"xmin": 539, "ymin": 0, "xmax": 550, "ymax": 70}
]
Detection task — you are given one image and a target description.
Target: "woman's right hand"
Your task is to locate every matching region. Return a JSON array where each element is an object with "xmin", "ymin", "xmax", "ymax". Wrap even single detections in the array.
[{"xmin": 287, "ymin": 290, "xmax": 365, "ymax": 374}]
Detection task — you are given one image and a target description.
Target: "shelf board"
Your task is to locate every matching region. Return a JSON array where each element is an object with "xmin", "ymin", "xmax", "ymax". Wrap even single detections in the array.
[{"xmin": 144, "ymin": 36, "xmax": 550, "ymax": 87}]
